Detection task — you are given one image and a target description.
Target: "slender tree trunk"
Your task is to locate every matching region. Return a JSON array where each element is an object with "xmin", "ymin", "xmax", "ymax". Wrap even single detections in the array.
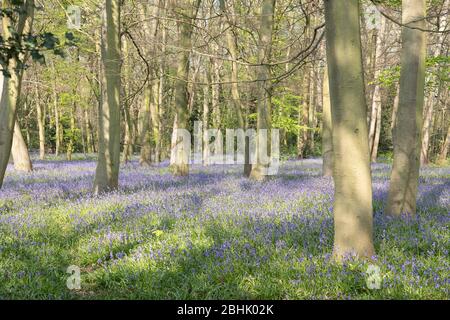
[
  {"xmin": 219, "ymin": 0, "xmax": 250, "ymax": 175},
  {"xmin": 390, "ymin": 84, "xmax": 400, "ymax": 135},
  {"xmin": 94, "ymin": 0, "xmax": 121, "ymax": 194},
  {"xmin": 171, "ymin": 0, "xmax": 201, "ymax": 176},
  {"xmin": 322, "ymin": 65, "xmax": 333, "ymax": 177},
  {"xmin": 211, "ymin": 59, "xmax": 221, "ymax": 129},
  {"xmin": 298, "ymin": 75, "xmax": 310, "ymax": 158},
  {"xmin": 202, "ymin": 75, "xmax": 210, "ymax": 165},
  {"xmin": 35, "ymin": 83, "xmax": 45, "ymax": 160},
  {"xmin": 371, "ymin": 92, "xmax": 382, "ymax": 162},
  {"xmin": 324, "ymin": 0, "xmax": 375, "ymax": 260},
  {"xmin": 308, "ymin": 66, "xmax": 316, "ymax": 153},
  {"xmin": 84, "ymin": 108, "xmax": 93, "ymax": 153},
  {"xmin": 438, "ymin": 123, "xmax": 450, "ymax": 162},
  {"xmin": 386, "ymin": 0, "xmax": 427, "ymax": 216},
  {"xmin": 420, "ymin": 97, "xmax": 434, "ymax": 165},
  {"xmin": 11, "ymin": 120, "xmax": 32, "ymax": 172},
  {"xmin": 157, "ymin": 0, "xmax": 167, "ymax": 162},
  {"xmin": 122, "ymin": 37, "xmax": 133, "ymax": 163},
  {"xmin": 150, "ymin": 80, "xmax": 160, "ymax": 163},
  {"xmin": 52, "ymin": 62, "xmax": 61, "ymax": 157},
  {"xmin": 139, "ymin": 86, "xmax": 152, "ymax": 166},
  {"xmin": 66, "ymin": 99, "xmax": 76, "ymax": 161}
]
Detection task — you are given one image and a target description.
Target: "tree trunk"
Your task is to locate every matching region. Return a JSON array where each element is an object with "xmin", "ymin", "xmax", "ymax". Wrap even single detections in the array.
[
  {"xmin": 322, "ymin": 65, "xmax": 333, "ymax": 177},
  {"xmin": 66, "ymin": 100, "xmax": 76, "ymax": 161},
  {"xmin": 219, "ymin": 0, "xmax": 250, "ymax": 175},
  {"xmin": 324, "ymin": 0, "xmax": 375, "ymax": 260},
  {"xmin": 308, "ymin": 66, "xmax": 316, "ymax": 153},
  {"xmin": 35, "ymin": 83, "xmax": 45, "ymax": 160},
  {"xmin": 390, "ymin": 84, "xmax": 400, "ymax": 136},
  {"xmin": 371, "ymin": 91, "xmax": 382, "ymax": 162},
  {"xmin": 150, "ymin": 80, "xmax": 160, "ymax": 163},
  {"xmin": 0, "ymin": 0, "xmax": 34, "ymax": 188},
  {"xmin": 438, "ymin": 123, "xmax": 450, "ymax": 162},
  {"xmin": 202, "ymin": 76, "xmax": 210, "ymax": 166},
  {"xmin": 12, "ymin": 120, "xmax": 32, "ymax": 172},
  {"xmin": 386, "ymin": 0, "xmax": 427, "ymax": 217},
  {"xmin": 94, "ymin": 0, "xmax": 121, "ymax": 194},
  {"xmin": 84, "ymin": 108, "xmax": 93, "ymax": 153},
  {"xmin": 249, "ymin": 0, "xmax": 276, "ymax": 181},
  {"xmin": 420, "ymin": 97, "xmax": 433, "ymax": 165},
  {"xmin": 420, "ymin": 0, "xmax": 447, "ymax": 165},
  {"xmin": 298, "ymin": 75, "xmax": 310, "ymax": 158},
  {"xmin": 52, "ymin": 62, "xmax": 61, "ymax": 157},
  {"xmin": 139, "ymin": 86, "xmax": 152, "ymax": 166},
  {"xmin": 171, "ymin": 0, "xmax": 200, "ymax": 176},
  {"xmin": 122, "ymin": 37, "xmax": 133, "ymax": 164}
]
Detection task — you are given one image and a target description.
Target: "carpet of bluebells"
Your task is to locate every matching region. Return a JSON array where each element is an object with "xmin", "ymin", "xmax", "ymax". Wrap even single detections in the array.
[{"xmin": 0, "ymin": 155, "xmax": 448, "ymax": 299}]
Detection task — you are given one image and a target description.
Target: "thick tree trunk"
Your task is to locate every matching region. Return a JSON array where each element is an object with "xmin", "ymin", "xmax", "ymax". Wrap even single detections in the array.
[
  {"xmin": 321, "ymin": 65, "xmax": 333, "ymax": 177},
  {"xmin": 94, "ymin": 0, "xmax": 121, "ymax": 194},
  {"xmin": 324, "ymin": 0, "xmax": 375, "ymax": 260},
  {"xmin": 249, "ymin": 0, "xmax": 276, "ymax": 181},
  {"xmin": 420, "ymin": 0, "xmax": 447, "ymax": 165},
  {"xmin": 386, "ymin": 0, "xmax": 427, "ymax": 216},
  {"xmin": 0, "ymin": 0, "xmax": 34, "ymax": 188},
  {"xmin": 11, "ymin": 120, "xmax": 32, "ymax": 172}
]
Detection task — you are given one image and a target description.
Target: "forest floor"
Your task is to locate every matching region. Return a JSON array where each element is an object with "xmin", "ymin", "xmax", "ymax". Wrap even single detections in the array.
[{"xmin": 0, "ymin": 155, "xmax": 448, "ymax": 299}]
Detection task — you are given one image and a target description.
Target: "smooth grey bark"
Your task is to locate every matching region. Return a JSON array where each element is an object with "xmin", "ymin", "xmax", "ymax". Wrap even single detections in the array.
[
  {"xmin": 386, "ymin": 0, "xmax": 427, "ymax": 216},
  {"xmin": 324, "ymin": 0, "xmax": 375, "ymax": 260},
  {"xmin": 94, "ymin": 0, "xmax": 121, "ymax": 194}
]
